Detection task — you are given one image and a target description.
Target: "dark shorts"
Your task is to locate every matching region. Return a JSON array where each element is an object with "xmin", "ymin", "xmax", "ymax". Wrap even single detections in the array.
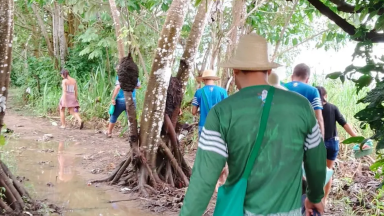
[
  {"xmin": 110, "ymin": 100, "xmax": 126, "ymax": 123},
  {"xmin": 325, "ymin": 137, "xmax": 339, "ymax": 161}
]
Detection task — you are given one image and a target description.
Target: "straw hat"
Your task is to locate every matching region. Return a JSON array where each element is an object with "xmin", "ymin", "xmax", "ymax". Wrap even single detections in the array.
[
  {"xmin": 268, "ymin": 71, "xmax": 287, "ymax": 90},
  {"xmin": 197, "ymin": 70, "xmax": 220, "ymax": 82},
  {"xmin": 220, "ymin": 33, "xmax": 281, "ymax": 70}
]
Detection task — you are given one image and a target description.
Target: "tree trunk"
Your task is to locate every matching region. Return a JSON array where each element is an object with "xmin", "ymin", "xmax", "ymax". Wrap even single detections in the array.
[
  {"xmin": 139, "ymin": 0, "xmax": 188, "ymax": 162},
  {"xmin": 0, "ymin": 1, "xmax": 37, "ymax": 214},
  {"xmin": 31, "ymin": 3, "xmax": 54, "ymax": 57},
  {"xmin": 109, "ymin": 0, "xmax": 125, "ymax": 61},
  {"xmin": 220, "ymin": 0, "xmax": 246, "ymax": 88},
  {"xmin": 176, "ymin": 0, "xmax": 214, "ymax": 96},
  {"xmin": 92, "ymin": 0, "xmax": 191, "ymax": 194},
  {"xmin": 67, "ymin": 9, "xmax": 76, "ymax": 48},
  {"xmin": 58, "ymin": 3, "xmax": 66, "ymax": 66},
  {"xmin": 52, "ymin": 3, "xmax": 59, "ymax": 67}
]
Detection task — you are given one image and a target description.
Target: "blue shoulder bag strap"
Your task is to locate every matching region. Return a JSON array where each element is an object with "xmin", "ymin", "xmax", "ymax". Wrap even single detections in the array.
[{"xmin": 202, "ymin": 87, "xmax": 212, "ymax": 111}]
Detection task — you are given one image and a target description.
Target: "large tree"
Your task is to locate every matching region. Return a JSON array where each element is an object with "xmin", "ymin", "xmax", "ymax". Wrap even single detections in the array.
[
  {"xmin": 0, "ymin": 0, "xmax": 41, "ymax": 214},
  {"xmin": 93, "ymin": 0, "xmax": 191, "ymax": 194}
]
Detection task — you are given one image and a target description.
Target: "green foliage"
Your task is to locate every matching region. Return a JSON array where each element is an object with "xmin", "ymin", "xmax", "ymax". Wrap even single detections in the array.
[{"xmin": 342, "ymin": 136, "xmax": 365, "ymax": 144}]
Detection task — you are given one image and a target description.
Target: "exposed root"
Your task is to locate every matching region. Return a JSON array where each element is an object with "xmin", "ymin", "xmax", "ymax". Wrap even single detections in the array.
[
  {"xmin": 144, "ymin": 184, "xmax": 158, "ymax": 195},
  {"xmin": 108, "ymin": 196, "xmax": 138, "ymax": 203},
  {"xmin": 164, "ymin": 115, "xmax": 182, "ymax": 163},
  {"xmin": 90, "ymin": 160, "xmax": 125, "ymax": 184},
  {"xmin": 159, "ymin": 140, "xmax": 189, "ymax": 186},
  {"xmin": 111, "ymin": 155, "xmax": 132, "ymax": 184}
]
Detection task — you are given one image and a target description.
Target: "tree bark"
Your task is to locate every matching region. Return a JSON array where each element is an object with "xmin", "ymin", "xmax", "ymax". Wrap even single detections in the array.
[
  {"xmin": 58, "ymin": 3, "xmax": 66, "ymax": 66},
  {"xmin": 0, "ymin": 2, "xmax": 36, "ymax": 213},
  {"xmin": 220, "ymin": 0, "xmax": 246, "ymax": 88},
  {"xmin": 109, "ymin": 0, "xmax": 125, "ymax": 61},
  {"xmin": 31, "ymin": 3, "xmax": 54, "ymax": 57},
  {"xmin": 0, "ymin": 0, "xmax": 14, "ymax": 129},
  {"xmin": 52, "ymin": 3, "xmax": 59, "ymax": 67},
  {"xmin": 176, "ymin": 0, "xmax": 214, "ymax": 95},
  {"xmin": 139, "ymin": 0, "xmax": 189, "ymax": 161}
]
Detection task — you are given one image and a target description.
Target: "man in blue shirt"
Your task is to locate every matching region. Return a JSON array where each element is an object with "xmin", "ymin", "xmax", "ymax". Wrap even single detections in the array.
[
  {"xmin": 285, "ymin": 63, "xmax": 325, "ymax": 138},
  {"xmin": 192, "ymin": 70, "xmax": 228, "ymax": 137}
]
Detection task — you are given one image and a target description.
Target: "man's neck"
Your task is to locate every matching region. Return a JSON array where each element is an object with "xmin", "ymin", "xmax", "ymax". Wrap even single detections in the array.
[
  {"xmin": 204, "ymin": 80, "xmax": 215, "ymax": 86},
  {"xmin": 292, "ymin": 77, "xmax": 306, "ymax": 83},
  {"xmin": 239, "ymin": 73, "xmax": 269, "ymax": 89}
]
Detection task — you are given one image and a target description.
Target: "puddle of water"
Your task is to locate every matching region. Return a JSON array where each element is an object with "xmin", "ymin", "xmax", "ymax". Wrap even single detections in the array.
[{"xmin": 2, "ymin": 139, "xmax": 153, "ymax": 216}]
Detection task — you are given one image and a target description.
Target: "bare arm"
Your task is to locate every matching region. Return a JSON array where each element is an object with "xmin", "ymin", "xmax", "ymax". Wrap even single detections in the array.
[
  {"xmin": 343, "ymin": 123, "xmax": 357, "ymax": 137},
  {"xmin": 62, "ymin": 80, "xmax": 67, "ymax": 106},
  {"xmin": 112, "ymin": 85, "xmax": 120, "ymax": 99},
  {"xmin": 74, "ymin": 82, "xmax": 79, "ymax": 99},
  {"xmin": 192, "ymin": 106, "xmax": 198, "ymax": 116},
  {"xmin": 314, "ymin": 110, "xmax": 325, "ymax": 139},
  {"xmin": 111, "ymin": 85, "xmax": 120, "ymax": 105}
]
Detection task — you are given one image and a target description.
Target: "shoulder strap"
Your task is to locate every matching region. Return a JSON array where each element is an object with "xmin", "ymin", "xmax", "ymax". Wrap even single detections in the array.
[
  {"xmin": 201, "ymin": 87, "xmax": 212, "ymax": 110},
  {"xmin": 242, "ymin": 86, "xmax": 275, "ymax": 179}
]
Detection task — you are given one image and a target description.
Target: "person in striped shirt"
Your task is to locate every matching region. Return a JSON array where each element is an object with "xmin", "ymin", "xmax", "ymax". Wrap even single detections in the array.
[
  {"xmin": 180, "ymin": 34, "xmax": 326, "ymax": 216},
  {"xmin": 285, "ymin": 63, "xmax": 325, "ymax": 138}
]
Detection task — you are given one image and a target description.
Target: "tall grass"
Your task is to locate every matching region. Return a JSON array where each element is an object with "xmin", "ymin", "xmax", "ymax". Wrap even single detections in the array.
[{"xmin": 313, "ymin": 77, "xmax": 372, "ymax": 140}]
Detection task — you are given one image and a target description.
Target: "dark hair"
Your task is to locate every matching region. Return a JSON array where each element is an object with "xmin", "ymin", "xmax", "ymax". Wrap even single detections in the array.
[
  {"xmin": 316, "ymin": 86, "xmax": 327, "ymax": 103},
  {"xmin": 60, "ymin": 69, "xmax": 69, "ymax": 79},
  {"xmin": 293, "ymin": 63, "xmax": 310, "ymax": 80}
]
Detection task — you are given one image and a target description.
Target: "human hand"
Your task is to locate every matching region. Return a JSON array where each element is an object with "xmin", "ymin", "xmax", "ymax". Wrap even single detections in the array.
[
  {"xmin": 305, "ymin": 198, "xmax": 324, "ymax": 216},
  {"xmin": 111, "ymin": 100, "xmax": 116, "ymax": 105},
  {"xmin": 179, "ymin": 109, "xmax": 183, "ymax": 116}
]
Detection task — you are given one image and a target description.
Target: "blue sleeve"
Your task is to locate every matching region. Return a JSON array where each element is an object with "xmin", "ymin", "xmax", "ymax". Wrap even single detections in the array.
[
  {"xmin": 311, "ymin": 88, "xmax": 323, "ymax": 110},
  {"xmin": 192, "ymin": 90, "xmax": 200, "ymax": 107}
]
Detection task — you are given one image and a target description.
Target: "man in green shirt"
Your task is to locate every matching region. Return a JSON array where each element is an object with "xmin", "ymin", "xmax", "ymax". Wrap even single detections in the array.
[{"xmin": 180, "ymin": 34, "xmax": 326, "ymax": 216}]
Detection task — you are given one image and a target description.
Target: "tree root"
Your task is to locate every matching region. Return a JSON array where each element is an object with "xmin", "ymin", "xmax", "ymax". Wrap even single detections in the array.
[
  {"xmin": 108, "ymin": 196, "xmax": 138, "ymax": 203},
  {"xmin": 111, "ymin": 155, "xmax": 132, "ymax": 185},
  {"xmin": 0, "ymin": 161, "xmax": 31, "ymax": 200},
  {"xmin": 159, "ymin": 141, "xmax": 189, "ymax": 186},
  {"xmin": 164, "ymin": 115, "xmax": 182, "ymax": 163},
  {"xmin": 90, "ymin": 160, "xmax": 125, "ymax": 184}
]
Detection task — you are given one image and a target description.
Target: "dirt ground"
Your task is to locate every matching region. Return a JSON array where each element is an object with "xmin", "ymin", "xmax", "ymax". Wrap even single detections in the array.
[{"xmin": 5, "ymin": 94, "xmax": 185, "ymax": 215}]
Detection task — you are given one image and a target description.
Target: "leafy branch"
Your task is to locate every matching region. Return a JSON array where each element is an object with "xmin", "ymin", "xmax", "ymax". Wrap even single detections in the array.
[{"xmin": 306, "ymin": 0, "xmax": 384, "ymax": 43}]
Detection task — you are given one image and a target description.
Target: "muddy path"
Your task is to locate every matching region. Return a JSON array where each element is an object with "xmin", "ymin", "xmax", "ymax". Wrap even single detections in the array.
[{"xmin": 4, "ymin": 93, "xmax": 176, "ymax": 216}]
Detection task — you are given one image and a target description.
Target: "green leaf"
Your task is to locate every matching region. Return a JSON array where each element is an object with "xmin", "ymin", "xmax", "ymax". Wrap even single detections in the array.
[
  {"xmin": 0, "ymin": 135, "xmax": 5, "ymax": 146},
  {"xmin": 370, "ymin": 158, "xmax": 384, "ymax": 171},
  {"xmin": 342, "ymin": 136, "xmax": 365, "ymax": 144},
  {"xmin": 340, "ymin": 75, "xmax": 345, "ymax": 83},
  {"xmin": 292, "ymin": 38, "xmax": 298, "ymax": 46},
  {"xmin": 195, "ymin": 0, "xmax": 202, "ymax": 6},
  {"xmin": 326, "ymin": 72, "xmax": 342, "ymax": 79},
  {"xmin": 375, "ymin": 15, "xmax": 384, "ymax": 31},
  {"xmin": 354, "ymin": 75, "xmax": 373, "ymax": 93}
]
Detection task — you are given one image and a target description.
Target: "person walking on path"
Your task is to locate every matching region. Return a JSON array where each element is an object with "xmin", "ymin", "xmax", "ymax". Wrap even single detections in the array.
[
  {"xmin": 285, "ymin": 64, "xmax": 325, "ymax": 138},
  {"xmin": 107, "ymin": 64, "xmax": 141, "ymax": 138},
  {"xmin": 316, "ymin": 86, "xmax": 358, "ymax": 206},
  {"xmin": 192, "ymin": 70, "xmax": 228, "ymax": 137},
  {"xmin": 268, "ymin": 70, "xmax": 287, "ymax": 90},
  {"xmin": 59, "ymin": 69, "xmax": 83, "ymax": 129},
  {"xmin": 180, "ymin": 34, "xmax": 326, "ymax": 216}
]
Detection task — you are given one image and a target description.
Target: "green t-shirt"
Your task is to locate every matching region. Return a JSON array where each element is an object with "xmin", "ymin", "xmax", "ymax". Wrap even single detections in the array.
[{"xmin": 180, "ymin": 85, "xmax": 326, "ymax": 216}]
